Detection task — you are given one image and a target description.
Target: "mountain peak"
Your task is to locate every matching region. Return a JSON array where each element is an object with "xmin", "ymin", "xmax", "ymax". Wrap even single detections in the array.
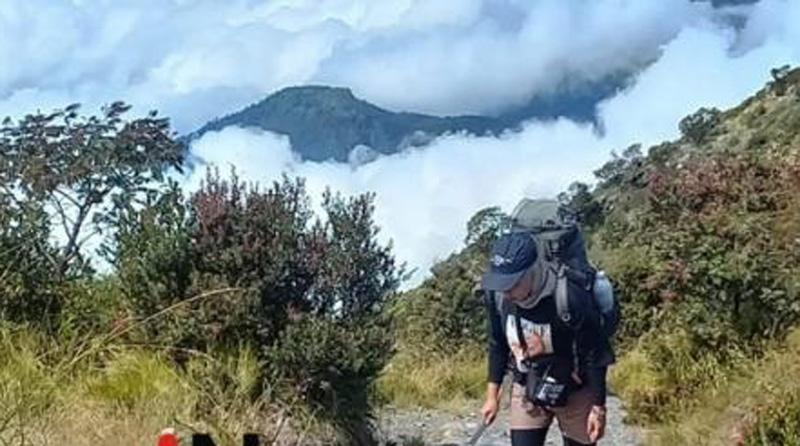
[
  {"xmin": 185, "ymin": 77, "xmax": 626, "ymax": 163},
  {"xmin": 186, "ymin": 86, "xmax": 504, "ymax": 162},
  {"xmin": 271, "ymin": 85, "xmax": 356, "ymax": 100}
]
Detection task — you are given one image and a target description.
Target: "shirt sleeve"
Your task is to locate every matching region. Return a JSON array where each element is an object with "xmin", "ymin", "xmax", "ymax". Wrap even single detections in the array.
[
  {"xmin": 485, "ymin": 291, "xmax": 510, "ymax": 385},
  {"xmin": 576, "ymin": 300, "xmax": 615, "ymax": 406},
  {"xmin": 586, "ymin": 365, "xmax": 608, "ymax": 406}
]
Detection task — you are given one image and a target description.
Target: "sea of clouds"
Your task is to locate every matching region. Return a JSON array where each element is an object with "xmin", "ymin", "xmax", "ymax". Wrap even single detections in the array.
[{"xmin": 2, "ymin": 0, "xmax": 799, "ymax": 286}]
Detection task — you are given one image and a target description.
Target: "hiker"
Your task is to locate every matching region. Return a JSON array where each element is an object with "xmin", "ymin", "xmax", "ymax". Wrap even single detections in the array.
[{"xmin": 478, "ymin": 199, "xmax": 617, "ymax": 446}]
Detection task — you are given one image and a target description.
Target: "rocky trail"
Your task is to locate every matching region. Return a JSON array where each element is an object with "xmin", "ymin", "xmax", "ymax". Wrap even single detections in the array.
[{"xmin": 377, "ymin": 395, "xmax": 641, "ymax": 446}]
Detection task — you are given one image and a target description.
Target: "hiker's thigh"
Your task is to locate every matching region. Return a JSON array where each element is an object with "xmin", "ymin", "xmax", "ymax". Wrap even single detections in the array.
[
  {"xmin": 510, "ymin": 428, "xmax": 548, "ymax": 446},
  {"xmin": 550, "ymin": 385, "xmax": 595, "ymax": 445},
  {"xmin": 510, "ymin": 383, "xmax": 553, "ymax": 431}
]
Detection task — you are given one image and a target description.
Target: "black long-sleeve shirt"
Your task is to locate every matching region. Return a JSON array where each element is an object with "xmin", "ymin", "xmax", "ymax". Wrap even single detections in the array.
[{"xmin": 485, "ymin": 291, "xmax": 612, "ymax": 406}]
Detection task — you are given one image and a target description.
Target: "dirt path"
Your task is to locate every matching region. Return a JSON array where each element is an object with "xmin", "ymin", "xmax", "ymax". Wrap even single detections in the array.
[{"xmin": 377, "ymin": 395, "xmax": 642, "ymax": 445}]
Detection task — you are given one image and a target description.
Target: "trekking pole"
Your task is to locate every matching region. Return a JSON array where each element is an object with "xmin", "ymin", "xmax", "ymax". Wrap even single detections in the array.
[{"xmin": 464, "ymin": 420, "xmax": 489, "ymax": 446}]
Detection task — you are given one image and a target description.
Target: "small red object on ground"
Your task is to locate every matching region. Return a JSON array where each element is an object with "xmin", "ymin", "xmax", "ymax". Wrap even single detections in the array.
[{"xmin": 158, "ymin": 428, "xmax": 179, "ymax": 446}]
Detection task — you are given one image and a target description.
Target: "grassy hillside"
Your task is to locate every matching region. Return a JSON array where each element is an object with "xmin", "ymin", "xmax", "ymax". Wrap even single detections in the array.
[{"xmin": 386, "ymin": 66, "xmax": 800, "ymax": 445}]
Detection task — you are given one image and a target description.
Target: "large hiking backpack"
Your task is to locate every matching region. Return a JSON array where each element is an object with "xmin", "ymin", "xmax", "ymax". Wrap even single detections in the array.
[{"xmin": 510, "ymin": 198, "xmax": 619, "ymax": 337}]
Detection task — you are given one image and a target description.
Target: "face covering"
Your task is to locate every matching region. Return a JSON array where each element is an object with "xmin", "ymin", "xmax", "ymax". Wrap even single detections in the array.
[{"xmin": 515, "ymin": 259, "xmax": 555, "ymax": 310}]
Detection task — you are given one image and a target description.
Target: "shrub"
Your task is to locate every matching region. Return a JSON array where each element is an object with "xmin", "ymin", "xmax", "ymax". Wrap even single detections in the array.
[
  {"xmin": 59, "ymin": 277, "xmax": 127, "ymax": 337},
  {"xmin": 0, "ymin": 199, "xmax": 62, "ymax": 328},
  {"xmin": 679, "ymin": 107, "xmax": 721, "ymax": 145},
  {"xmin": 107, "ymin": 169, "xmax": 402, "ymax": 442},
  {"xmin": 265, "ymin": 316, "xmax": 393, "ymax": 441},
  {"xmin": 610, "ymin": 323, "xmax": 744, "ymax": 423}
]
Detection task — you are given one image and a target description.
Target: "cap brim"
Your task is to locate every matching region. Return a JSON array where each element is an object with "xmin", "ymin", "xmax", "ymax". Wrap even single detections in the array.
[{"xmin": 481, "ymin": 268, "xmax": 527, "ymax": 291}]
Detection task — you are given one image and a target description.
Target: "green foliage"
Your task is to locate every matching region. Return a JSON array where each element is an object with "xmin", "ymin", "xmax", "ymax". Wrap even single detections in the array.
[
  {"xmin": 638, "ymin": 149, "xmax": 800, "ymax": 340},
  {"xmin": 0, "ymin": 198, "xmax": 62, "ymax": 327},
  {"xmin": 393, "ymin": 220, "xmax": 497, "ymax": 356},
  {"xmin": 744, "ymin": 396, "xmax": 800, "ymax": 446},
  {"xmin": 265, "ymin": 316, "xmax": 393, "ymax": 442},
  {"xmin": 396, "ymin": 253, "xmax": 486, "ymax": 355},
  {"xmin": 376, "ymin": 347, "xmax": 485, "ymax": 409},
  {"xmin": 679, "ymin": 107, "xmax": 721, "ymax": 145},
  {"xmin": 384, "ymin": 207, "xmax": 507, "ymax": 409},
  {"xmin": 87, "ymin": 351, "xmax": 186, "ymax": 410},
  {"xmin": 611, "ymin": 324, "xmax": 745, "ymax": 423},
  {"xmin": 0, "ymin": 102, "xmax": 184, "ymax": 281},
  {"xmin": 769, "ymin": 64, "xmax": 792, "ymax": 96},
  {"xmin": 313, "ymin": 189, "xmax": 402, "ymax": 323},
  {"xmin": 558, "ymin": 182, "xmax": 604, "ymax": 232},
  {"xmin": 102, "ymin": 180, "xmax": 194, "ymax": 352},
  {"xmin": 0, "ymin": 323, "xmax": 301, "ymax": 446},
  {"xmin": 107, "ymin": 168, "xmax": 402, "ymax": 441},
  {"xmin": 630, "ymin": 329, "xmax": 800, "ymax": 446},
  {"xmin": 593, "ymin": 143, "xmax": 647, "ymax": 193},
  {"xmin": 59, "ymin": 277, "xmax": 126, "ymax": 336},
  {"xmin": 464, "ymin": 206, "xmax": 510, "ymax": 252},
  {"xmin": 395, "ymin": 206, "xmax": 510, "ymax": 355},
  {"xmin": 601, "ymin": 146, "xmax": 800, "ymax": 427},
  {"xmin": 590, "ymin": 69, "xmax": 800, "ymax": 435},
  {"xmin": 0, "ymin": 103, "xmax": 183, "ymax": 329}
]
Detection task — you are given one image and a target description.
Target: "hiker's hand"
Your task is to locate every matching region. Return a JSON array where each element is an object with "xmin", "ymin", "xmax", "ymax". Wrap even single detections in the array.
[
  {"xmin": 587, "ymin": 405, "xmax": 606, "ymax": 442},
  {"xmin": 481, "ymin": 396, "xmax": 499, "ymax": 425},
  {"xmin": 511, "ymin": 333, "xmax": 545, "ymax": 360},
  {"xmin": 524, "ymin": 333, "xmax": 544, "ymax": 357},
  {"xmin": 481, "ymin": 383, "xmax": 501, "ymax": 425}
]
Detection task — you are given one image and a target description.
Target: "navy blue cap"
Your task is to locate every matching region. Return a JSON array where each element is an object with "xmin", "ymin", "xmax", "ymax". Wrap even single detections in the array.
[{"xmin": 481, "ymin": 232, "xmax": 538, "ymax": 291}]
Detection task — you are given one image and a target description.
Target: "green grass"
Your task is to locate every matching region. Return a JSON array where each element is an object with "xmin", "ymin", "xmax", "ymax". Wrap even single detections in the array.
[
  {"xmin": 376, "ymin": 346, "xmax": 486, "ymax": 410},
  {"xmin": 615, "ymin": 328, "xmax": 800, "ymax": 445},
  {"xmin": 0, "ymin": 323, "xmax": 327, "ymax": 445},
  {"xmin": 610, "ymin": 327, "xmax": 743, "ymax": 424}
]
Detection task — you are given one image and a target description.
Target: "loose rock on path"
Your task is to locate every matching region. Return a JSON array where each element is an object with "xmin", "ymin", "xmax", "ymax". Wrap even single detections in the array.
[{"xmin": 377, "ymin": 395, "xmax": 641, "ymax": 446}]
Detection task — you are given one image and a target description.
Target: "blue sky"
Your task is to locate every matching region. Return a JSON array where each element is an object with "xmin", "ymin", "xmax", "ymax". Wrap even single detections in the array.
[{"xmin": 2, "ymin": 0, "xmax": 799, "ymax": 286}]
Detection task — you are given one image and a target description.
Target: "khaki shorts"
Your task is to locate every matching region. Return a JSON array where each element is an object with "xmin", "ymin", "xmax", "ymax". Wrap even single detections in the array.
[{"xmin": 509, "ymin": 382, "xmax": 594, "ymax": 444}]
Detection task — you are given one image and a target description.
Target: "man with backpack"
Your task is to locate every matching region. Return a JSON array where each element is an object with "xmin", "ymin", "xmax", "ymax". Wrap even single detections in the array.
[{"xmin": 478, "ymin": 199, "xmax": 617, "ymax": 446}]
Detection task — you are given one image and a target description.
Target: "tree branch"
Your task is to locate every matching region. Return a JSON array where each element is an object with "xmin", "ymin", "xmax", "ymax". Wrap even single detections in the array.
[
  {"xmin": 48, "ymin": 193, "xmax": 75, "ymax": 240},
  {"xmin": 58, "ymin": 197, "xmax": 92, "ymax": 278},
  {"xmin": 75, "ymin": 225, "xmax": 103, "ymax": 251},
  {"xmin": 57, "ymin": 184, "xmax": 114, "ymax": 277},
  {"xmin": 52, "ymin": 188, "xmax": 81, "ymax": 208}
]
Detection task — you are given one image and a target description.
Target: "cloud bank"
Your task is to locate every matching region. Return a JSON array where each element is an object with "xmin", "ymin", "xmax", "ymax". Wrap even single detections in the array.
[
  {"xmin": 187, "ymin": 0, "xmax": 800, "ymax": 287},
  {"xmin": 3, "ymin": 0, "xmax": 800, "ymax": 287},
  {"xmin": 2, "ymin": 0, "xmax": 728, "ymax": 130}
]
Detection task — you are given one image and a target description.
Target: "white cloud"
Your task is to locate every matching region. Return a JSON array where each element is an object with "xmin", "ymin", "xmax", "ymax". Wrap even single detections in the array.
[
  {"xmin": 185, "ymin": 0, "xmax": 800, "ymax": 288},
  {"xmin": 4, "ymin": 0, "xmax": 800, "ymax": 288},
  {"xmin": 188, "ymin": 119, "xmax": 605, "ymax": 287},
  {"xmin": 0, "ymin": 0, "xmax": 732, "ymax": 131},
  {"xmin": 317, "ymin": 0, "xmax": 709, "ymax": 115}
]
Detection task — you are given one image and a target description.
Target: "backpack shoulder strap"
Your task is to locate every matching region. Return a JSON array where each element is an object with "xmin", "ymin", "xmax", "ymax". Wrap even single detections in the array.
[
  {"xmin": 555, "ymin": 264, "xmax": 572, "ymax": 325},
  {"xmin": 512, "ymin": 304, "xmax": 528, "ymax": 353}
]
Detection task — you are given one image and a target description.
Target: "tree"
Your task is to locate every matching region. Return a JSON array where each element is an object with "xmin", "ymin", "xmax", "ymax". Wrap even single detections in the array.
[
  {"xmin": 0, "ymin": 102, "xmax": 184, "ymax": 280},
  {"xmin": 679, "ymin": 107, "xmax": 721, "ymax": 145},
  {"xmin": 593, "ymin": 151, "xmax": 629, "ymax": 188},
  {"xmin": 0, "ymin": 193, "xmax": 61, "ymax": 325},
  {"xmin": 103, "ymin": 179, "xmax": 193, "ymax": 325},
  {"xmin": 464, "ymin": 206, "xmax": 510, "ymax": 252},
  {"xmin": 558, "ymin": 182, "xmax": 604, "ymax": 230},
  {"xmin": 109, "ymin": 170, "xmax": 403, "ymax": 442},
  {"xmin": 769, "ymin": 64, "xmax": 792, "ymax": 96},
  {"xmin": 313, "ymin": 189, "xmax": 403, "ymax": 323}
]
